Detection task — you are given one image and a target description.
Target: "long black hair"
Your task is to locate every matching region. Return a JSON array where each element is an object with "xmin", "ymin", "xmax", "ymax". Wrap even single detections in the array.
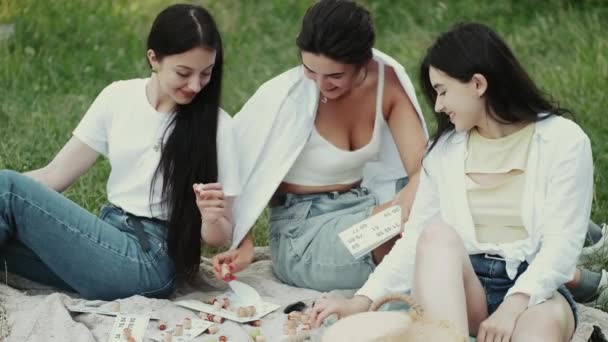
[
  {"xmin": 147, "ymin": 4, "xmax": 223, "ymax": 276},
  {"xmin": 296, "ymin": 0, "xmax": 374, "ymax": 68},
  {"xmin": 420, "ymin": 22, "xmax": 570, "ymax": 152}
]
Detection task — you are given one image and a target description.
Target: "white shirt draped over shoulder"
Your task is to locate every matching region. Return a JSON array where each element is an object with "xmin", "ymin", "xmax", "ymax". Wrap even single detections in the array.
[{"xmin": 230, "ymin": 49, "xmax": 429, "ymax": 249}]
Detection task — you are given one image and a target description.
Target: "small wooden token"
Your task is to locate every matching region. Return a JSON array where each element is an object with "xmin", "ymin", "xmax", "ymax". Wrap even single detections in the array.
[
  {"xmin": 208, "ymin": 324, "xmax": 220, "ymax": 334},
  {"xmin": 174, "ymin": 324, "xmax": 183, "ymax": 336}
]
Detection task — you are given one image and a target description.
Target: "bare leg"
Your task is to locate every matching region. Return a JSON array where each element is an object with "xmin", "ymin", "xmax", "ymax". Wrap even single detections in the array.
[
  {"xmin": 412, "ymin": 222, "xmax": 488, "ymax": 336},
  {"xmin": 511, "ymin": 292, "xmax": 575, "ymax": 342}
]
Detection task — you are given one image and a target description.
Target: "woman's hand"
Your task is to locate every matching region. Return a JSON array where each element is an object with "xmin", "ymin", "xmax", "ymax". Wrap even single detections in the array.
[
  {"xmin": 194, "ymin": 183, "xmax": 232, "ymax": 247},
  {"xmin": 476, "ymin": 293, "xmax": 528, "ymax": 342},
  {"xmin": 309, "ymin": 295, "xmax": 372, "ymax": 328},
  {"xmin": 194, "ymin": 183, "xmax": 230, "ymax": 224},
  {"xmin": 212, "ymin": 235, "xmax": 255, "ymax": 280}
]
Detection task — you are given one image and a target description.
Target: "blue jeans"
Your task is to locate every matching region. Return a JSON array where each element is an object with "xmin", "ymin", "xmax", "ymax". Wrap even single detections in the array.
[
  {"xmin": 470, "ymin": 254, "xmax": 578, "ymax": 326},
  {"xmin": 0, "ymin": 170, "xmax": 175, "ymax": 300}
]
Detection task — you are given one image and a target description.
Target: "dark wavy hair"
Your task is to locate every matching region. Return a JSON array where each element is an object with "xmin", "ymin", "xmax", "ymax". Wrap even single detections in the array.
[
  {"xmin": 420, "ymin": 22, "xmax": 571, "ymax": 152},
  {"xmin": 296, "ymin": 0, "xmax": 374, "ymax": 68},
  {"xmin": 147, "ymin": 4, "xmax": 223, "ymax": 276}
]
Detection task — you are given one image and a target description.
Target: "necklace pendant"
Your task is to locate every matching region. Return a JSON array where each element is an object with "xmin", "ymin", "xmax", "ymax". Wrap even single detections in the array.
[{"xmin": 320, "ymin": 96, "xmax": 328, "ymax": 104}]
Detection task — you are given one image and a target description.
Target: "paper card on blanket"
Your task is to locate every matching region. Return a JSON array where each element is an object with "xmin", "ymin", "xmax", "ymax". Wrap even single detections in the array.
[
  {"xmin": 339, "ymin": 205, "xmax": 402, "ymax": 259},
  {"xmin": 66, "ymin": 304, "xmax": 161, "ymax": 320},
  {"xmin": 148, "ymin": 317, "xmax": 213, "ymax": 342},
  {"xmin": 175, "ymin": 295, "xmax": 280, "ymax": 323},
  {"xmin": 107, "ymin": 313, "xmax": 150, "ymax": 342}
]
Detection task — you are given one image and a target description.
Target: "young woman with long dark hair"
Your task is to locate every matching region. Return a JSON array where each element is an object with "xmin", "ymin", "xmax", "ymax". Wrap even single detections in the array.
[
  {"xmin": 311, "ymin": 22, "xmax": 599, "ymax": 341},
  {"xmin": 0, "ymin": 3, "xmax": 238, "ymax": 300}
]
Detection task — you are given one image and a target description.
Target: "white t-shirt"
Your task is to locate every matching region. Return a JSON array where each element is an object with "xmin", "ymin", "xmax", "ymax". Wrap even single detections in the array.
[{"xmin": 73, "ymin": 78, "xmax": 240, "ymax": 220}]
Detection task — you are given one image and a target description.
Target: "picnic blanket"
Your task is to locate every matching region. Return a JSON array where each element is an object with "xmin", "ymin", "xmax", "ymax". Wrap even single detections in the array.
[{"xmin": 0, "ymin": 247, "xmax": 607, "ymax": 341}]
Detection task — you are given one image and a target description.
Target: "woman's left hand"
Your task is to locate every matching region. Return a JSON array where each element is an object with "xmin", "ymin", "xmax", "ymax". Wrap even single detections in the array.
[{"xmin": 476, "ymin": 293, "xmax": 528, "ymax": 342}]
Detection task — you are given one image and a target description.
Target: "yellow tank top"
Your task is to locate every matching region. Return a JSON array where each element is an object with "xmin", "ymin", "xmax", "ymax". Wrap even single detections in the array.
[{"xmin": 465, "ymin": 124, "xmax": 535, "ymax": 243}]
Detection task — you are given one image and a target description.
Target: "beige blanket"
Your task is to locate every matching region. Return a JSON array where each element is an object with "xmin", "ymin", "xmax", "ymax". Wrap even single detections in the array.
[{"xmin": 0, "ymin": 248, "xmax": 606, "ymax": 341}]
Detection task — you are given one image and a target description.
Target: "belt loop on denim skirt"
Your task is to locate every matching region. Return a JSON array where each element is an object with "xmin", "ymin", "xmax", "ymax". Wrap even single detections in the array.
[
  {"xmin": 284, "ymin": 193, "xmax": 295, "ymax": 208},
  {"xmin": 484, "ymin": 253, "xmax": 505, "ymax": 261},
  {"xmin": 125, "ymin": 216, "xmax": 151, "ymax": 252},
  {"xmin": 329, "ymin": 191, "xmax": 339, "ymax": 199}
]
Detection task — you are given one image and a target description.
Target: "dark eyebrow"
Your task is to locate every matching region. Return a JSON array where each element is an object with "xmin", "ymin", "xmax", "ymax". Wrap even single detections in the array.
[
  {"xmin": 302, "ymin": 62, "xmax": 345, "ymax": 77},
  {"xmin": 432, "ymin": 83, "xmax": 444, "ymax": 90},
  {"xmin": 176, "ymin": 63, "xmax": 215, "ymax": 72}
]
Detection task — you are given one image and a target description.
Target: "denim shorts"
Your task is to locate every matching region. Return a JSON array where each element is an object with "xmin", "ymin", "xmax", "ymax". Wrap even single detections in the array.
[
  {"xmin": 268, "ymin": 178, "xmax": 408, "ymax": 292},
  {"xmin": 470, "ymin": 254, "xmax": 578, "ymax": 326}
]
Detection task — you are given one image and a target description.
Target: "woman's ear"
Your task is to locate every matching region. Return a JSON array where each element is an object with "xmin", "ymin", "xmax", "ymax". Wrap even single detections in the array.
[
  {"xmin": 471, "ymin": 73, "xmax": 488, "ymax": 97},
  {"xmin": 147, "ymin": 49, "xmax": 159, "ymax": 72}
]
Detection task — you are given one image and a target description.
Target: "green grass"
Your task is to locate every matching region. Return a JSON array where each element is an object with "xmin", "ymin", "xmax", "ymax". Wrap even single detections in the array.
[{"xmin": 2, "ymin": 0, "xmax": 608, "ymax": 305}]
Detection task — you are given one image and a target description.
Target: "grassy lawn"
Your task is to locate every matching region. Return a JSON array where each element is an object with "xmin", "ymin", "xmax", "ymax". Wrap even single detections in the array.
[{"xmin": 1, "ymin": 0, "xmax": 608, "ymax": 303}]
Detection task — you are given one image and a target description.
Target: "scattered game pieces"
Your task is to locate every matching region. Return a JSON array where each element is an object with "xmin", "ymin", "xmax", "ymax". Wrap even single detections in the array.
[{"xmin": 107, "ymin": 313, "xmax": 150, "ymax": 342}]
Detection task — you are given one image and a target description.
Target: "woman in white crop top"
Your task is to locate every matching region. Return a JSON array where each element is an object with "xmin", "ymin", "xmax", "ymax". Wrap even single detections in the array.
[
  {"xmin": 311, "ymin": 22, "xmax": 596, "ymax": 341},
  {"xmin": 0, "ymin": 4, "xmax": 238, "ymax": 300},
  {"xmin": 212, "ymin": 0, "xmax": 428, "ymax": 291}
]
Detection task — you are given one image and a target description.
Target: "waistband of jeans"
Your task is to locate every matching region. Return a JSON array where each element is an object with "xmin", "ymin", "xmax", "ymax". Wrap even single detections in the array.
[
  {"xmin": 270, "ymin": 187, "xmax": 370, "ymax": 207},
  {"xmin": 471, "ymin": 253, "xmax": 506, "ymax": 261}
]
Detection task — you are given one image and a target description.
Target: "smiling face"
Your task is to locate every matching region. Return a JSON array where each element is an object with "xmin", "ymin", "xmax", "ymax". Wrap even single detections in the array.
[
  {"xmin": 301, "ymin": 52, "xmax": 363, "ymax": 100},
  {"xmin": 429, "ymin": 66, "xmax": 489, "ymax": 132},
  {"xmin": 148, "ymin": 46, "xmax": 217, "ymax": 106}
]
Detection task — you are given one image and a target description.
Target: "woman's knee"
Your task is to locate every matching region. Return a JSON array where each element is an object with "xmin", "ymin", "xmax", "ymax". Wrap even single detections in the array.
[
  {"xmin": 512, "ymin": 302, "xmax": 572, "ymax": 342},
  {"xmin": 416, "ymin": 222, "xmax": 464, "ymax": 256},
  {"xmin": 512, "ymin": 314, "xmax": 562, "ymax": 342}
]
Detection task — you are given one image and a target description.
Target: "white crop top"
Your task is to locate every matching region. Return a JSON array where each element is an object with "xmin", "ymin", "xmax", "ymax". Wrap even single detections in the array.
[{"xmin": 283, "ymin": 62, "xmax": 386, "ymax": 186}]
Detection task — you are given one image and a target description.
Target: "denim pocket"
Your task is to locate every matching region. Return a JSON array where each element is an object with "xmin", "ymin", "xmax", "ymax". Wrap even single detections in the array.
[
  {"xmin": 269, "ymin": 201, "xmax": 312, "ymax": 265},
  {"xmin": 268, "ymin": 201, "xmax": 312, "ymax": 239}
]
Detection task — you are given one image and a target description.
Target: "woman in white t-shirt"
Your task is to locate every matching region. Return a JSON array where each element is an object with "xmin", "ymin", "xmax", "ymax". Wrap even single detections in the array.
[{"xmin": 0, "ymin": 4, "xmax": 238, "ymax": 300}]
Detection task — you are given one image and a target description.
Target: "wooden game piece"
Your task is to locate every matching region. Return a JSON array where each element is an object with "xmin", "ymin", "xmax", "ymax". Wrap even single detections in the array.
[
  {"xmin": 112, "ymin": 301, "xmax": 120, "ymax": 312},
  {"xmin": 163, "ymin": 332, "xmax": 173, "ymax": 342},
  {"xmin": 122, "ymin": 327, "xmax": 132, "ymax": 339},
  {"xmin": 213, "ymin": 300, "xmax": 223, "ymax": 310},
  {"xmin": 219, "ymin": 335, "xmax": 228, "ymax": 341},
  {"xmin": 158, "ymin": 319, "xmax": 167, "ymax": 331},
  {"xmin": 220, "ymin": 264, "xmax": 232, "ymax": 282},
  {"xmin": 184, "ymin": 317, "xmax": 192, "ymax": 329},
  {"xmin": 208, "ymin": 324, "xmax": 220, "ymax": 334},
  {"xmin": 175, "ymin": 324, "xmax": 183, "ymax": 336},
  {"xmin": 248, "ymin": 320, "xmax": 262, "ymax": 327},
  {"xmin": 255, "ymin": 336, "xmax": 266, "ymax": 342}
]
